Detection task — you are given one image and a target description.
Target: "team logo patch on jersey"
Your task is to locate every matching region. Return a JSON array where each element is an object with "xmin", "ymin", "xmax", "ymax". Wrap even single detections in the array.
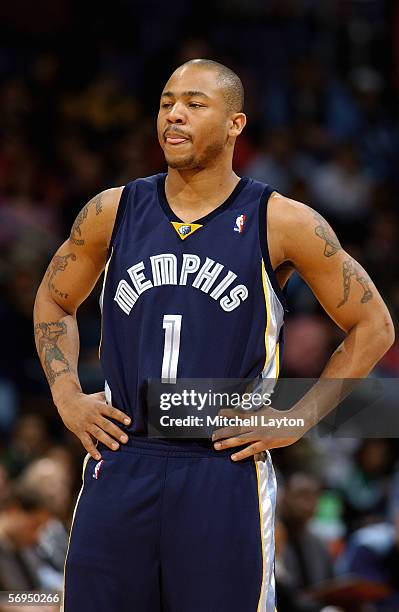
[
  {"xmin": 93, "ymin": 459, "xmax": 104, "ymax": 479},
  {"xmin": 171, "ymin": 221, "xmax": 203, "ymax": 240},
  {"xmin": 234, "ymin": 214, "xmax": 247, "ymax": 234}
]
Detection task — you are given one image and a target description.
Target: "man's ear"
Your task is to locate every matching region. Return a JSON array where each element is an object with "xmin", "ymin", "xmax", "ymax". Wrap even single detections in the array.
[{"xmin": 229, "ymin": 113, "xmax": 247, "ymax": 137}]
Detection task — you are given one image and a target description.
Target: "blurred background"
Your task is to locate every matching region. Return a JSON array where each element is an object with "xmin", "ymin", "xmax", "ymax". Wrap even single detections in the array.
[{"xmin": 0, "ymin": 0, "xmax": 398, "ymax": 610}]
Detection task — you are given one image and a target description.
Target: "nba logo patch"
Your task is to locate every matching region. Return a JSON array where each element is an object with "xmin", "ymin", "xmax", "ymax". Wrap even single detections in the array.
[
  {"xmin": 234, "ymin": 214, "xmax": 247, "ymax": 234},
  {"xmin": 93, "ymin": 459, "xmax": 104, "ymax": 479}
]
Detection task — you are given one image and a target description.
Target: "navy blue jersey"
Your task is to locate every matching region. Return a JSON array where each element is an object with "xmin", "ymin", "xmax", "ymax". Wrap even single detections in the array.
[{"xmin": 99, "ymin": 173, "xmax": 286, "ymax": 434}]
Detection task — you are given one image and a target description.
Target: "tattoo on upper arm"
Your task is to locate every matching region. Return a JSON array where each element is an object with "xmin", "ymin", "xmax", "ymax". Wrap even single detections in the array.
[
  {"xmin": 337, "ymin": 259, "xmax": 373, "ymax": 308},
  {"xmin": 312, "ymin": 211, "xmax": 342, "ymax": 257},
  {"xmin": 70, "ymin": 203, "xmax": 89, "ymax": 246},
  {"xmin": 34, "ymin": 321, "xmax": 72, "ymax": 386},
  {"xmin": 46, "ymin": 253, "xmax": 76, "ymax": 297},
  {"xmin": 70, "ymin": 192, "xmax": 104, "ymax": 246},
  {"xmin": 95, "ymin": 192, "xmax": 103, "ymax": 215}
]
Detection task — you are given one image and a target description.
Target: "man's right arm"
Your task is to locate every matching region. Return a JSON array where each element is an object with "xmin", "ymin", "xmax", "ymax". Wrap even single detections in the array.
[{"xmin": 33, "ymin": 187, "xmax": 131, "ymax": 460}]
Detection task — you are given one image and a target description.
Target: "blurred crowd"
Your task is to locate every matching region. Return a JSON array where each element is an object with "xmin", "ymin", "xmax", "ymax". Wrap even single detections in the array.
[{"xmin": 0, "ymin": 0, "xmax": 399, "ymax": 609}]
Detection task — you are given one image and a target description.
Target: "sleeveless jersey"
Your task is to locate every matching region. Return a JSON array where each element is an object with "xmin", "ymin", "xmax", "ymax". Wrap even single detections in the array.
[{"xmin": 99, "ymin": 173, "xmax": 287, "ymax": 434}]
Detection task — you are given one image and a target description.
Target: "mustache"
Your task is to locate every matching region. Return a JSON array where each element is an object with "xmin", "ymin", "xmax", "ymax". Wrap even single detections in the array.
[{"xmin": 163, "ymin": 127, "xmax": 191, "ymax": 140}]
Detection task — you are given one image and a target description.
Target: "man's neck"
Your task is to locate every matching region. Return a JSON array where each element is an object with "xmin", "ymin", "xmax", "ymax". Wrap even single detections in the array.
[{"xmin": 165, "ymin": 166, "xmax": 241, "ymax": 222}]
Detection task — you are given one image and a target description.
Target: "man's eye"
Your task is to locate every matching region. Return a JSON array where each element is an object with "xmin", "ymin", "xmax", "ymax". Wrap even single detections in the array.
[
  {"xmin": 189, "ymin": 103, "xmax": 203, "ymax": 108},
  {"xmin": 161, "ymin": 103, "xmax": 172, "ymax": 108}
]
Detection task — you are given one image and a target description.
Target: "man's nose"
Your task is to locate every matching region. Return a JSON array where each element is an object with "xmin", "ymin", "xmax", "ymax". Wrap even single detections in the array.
[{"xmin": 166, "ymin": 103, "xmax": 186, "ymax": 123}]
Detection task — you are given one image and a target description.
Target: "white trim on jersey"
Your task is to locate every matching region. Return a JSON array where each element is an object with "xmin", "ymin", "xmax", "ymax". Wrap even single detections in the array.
[
  {"xmin": 255, "ymin": 451, "xmax": 278, "ymax": 611},
  {"xmin": 261, "ymin": 260, "xmax": 284, "ymax": 380}
]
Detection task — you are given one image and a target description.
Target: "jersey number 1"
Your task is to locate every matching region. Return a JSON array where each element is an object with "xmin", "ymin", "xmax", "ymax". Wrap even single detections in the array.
[{"xmin": 161, "ymin": 315, "xmax": 182, "ymax": 383}]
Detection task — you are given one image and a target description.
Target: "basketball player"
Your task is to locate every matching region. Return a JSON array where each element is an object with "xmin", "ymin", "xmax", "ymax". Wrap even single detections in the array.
[{"xmin": 34, "ymin": 59, "xmax": 394, "ymax": 611}]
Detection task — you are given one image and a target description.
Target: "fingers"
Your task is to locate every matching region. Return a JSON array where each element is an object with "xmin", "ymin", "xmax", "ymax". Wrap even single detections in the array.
[
  {"xmin": 89, "ymin": 424, "xmax": 120, "ymax": 451},
  {"xmin": 214, "ymin": 431, "xmax": 255, "ymax": 450},
  {"xmin": 212, "ymin": 425, "xmax": 251, "ymax": 441},
  {"xmin": 213, "ymin": 408, "xmax": 267, "ymax": 442},
  {"xmin": 231, "ymin": 441, "xmax": 268, "ymax": 462},
  {"xmin": 79, "ymin": 415, "xmax": 129, "ymax": 460},
  {"xmin": 80, "ymin": 433, "xmax": 102, "ymax": 460},
  {"xmin": 92, "ymin": 391, "xmax": 106, "ymax": 401},
  {"xmin": 97, "ymin": 416, "xmax": 129, "ymax": 444},
  {"xmin": 68, "ymin": 393, "xmax": 131, "ymax": 460},
  {"xmin": 102, "ymin": 403, "xmax": 131, "ymax": 426},
  {"xmin": 224, "ymin": 436, "xmax": 300, "ymax": 461}
]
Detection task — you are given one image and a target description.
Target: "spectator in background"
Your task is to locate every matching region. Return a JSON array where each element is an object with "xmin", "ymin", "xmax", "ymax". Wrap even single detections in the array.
[
  {"xmin": 337, "ymin": 439, "xmax": 393, "ymax": 534},
  {"xmin": 4, "ymin": 415, "xmax": 51, "ymax": 478},
  {"xmin": 337, "ymin": 517, "xmax": 399, "ymax": 610},
  {"xmin": 18, "ymin": 457, "xmax": 73, "ymax": 524},
  {"xmin": 275, "ymin": 472, "xmax": 335, "ymax": 611},
  {"xmin": 278, "ymin": 472, "xmax": 334, "ymax": 589},
  {"xmin": 15, "ymin": 457, "xmax": 73, "ymax": 589},
  {"xmin": 0, "ymin": 483, "xmax": 50, "ymax": 590}
]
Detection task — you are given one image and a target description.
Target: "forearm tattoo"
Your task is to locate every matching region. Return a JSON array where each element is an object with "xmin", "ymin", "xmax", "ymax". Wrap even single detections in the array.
[
  {"xmin": 70, "ymin": 192, "xmax": 104, "ymax": 246},
  {"xmin": 34, "ymin": 321, "xmax": 72, "ymax": 386},
  {"xmin": 337, "ymin": 259, "xmax": 373, "ymax": 308},
  {"xmin": 313, "ymin": 211, "xmax": 341, "ymax": 257}
]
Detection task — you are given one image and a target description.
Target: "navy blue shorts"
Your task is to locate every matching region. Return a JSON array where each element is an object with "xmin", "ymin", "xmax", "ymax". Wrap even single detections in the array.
[{"xmin": 63, "ymin": 439, "xmax": 277, "ymax": 612}]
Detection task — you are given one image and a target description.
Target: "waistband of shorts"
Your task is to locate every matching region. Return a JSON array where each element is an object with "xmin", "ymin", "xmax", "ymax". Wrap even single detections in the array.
[{"xmin": 98, "ymin": 436, "xmax": 240, "ymax": 458}]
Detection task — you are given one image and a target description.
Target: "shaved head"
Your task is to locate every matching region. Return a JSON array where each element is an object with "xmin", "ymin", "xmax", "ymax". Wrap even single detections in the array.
[{"xmin": 174, "ymin": 59, "xmax": 244, "ymax": 114}]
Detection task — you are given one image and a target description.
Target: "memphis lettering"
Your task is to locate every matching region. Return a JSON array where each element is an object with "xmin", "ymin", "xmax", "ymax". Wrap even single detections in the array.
[{"xmin": 114, "ymin": 253, "xmax": 249, "ymax": 314}]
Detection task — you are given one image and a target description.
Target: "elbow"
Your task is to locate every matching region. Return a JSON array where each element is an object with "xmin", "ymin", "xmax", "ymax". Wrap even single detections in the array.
[
  {"xmin": 384, "ymin": 317, "xmax": 396, "ymax": 350},
  {"xmin": 33, "ymin": 282, "xmax": 46, "ymax": 319},
  {"xmin": 371, "ymin": 313, "xmax": 395, "ymax": 358},
  {"xmin": 33, "ymin": 282, "xmax": 76, "ymax": 319},
  {"xmin": 351, "ymin": 310, "xmax": 396, "ymax": 362},
  {"xmin": 33, "ymin": 280, "xmax": 53, "ymax": 311}
]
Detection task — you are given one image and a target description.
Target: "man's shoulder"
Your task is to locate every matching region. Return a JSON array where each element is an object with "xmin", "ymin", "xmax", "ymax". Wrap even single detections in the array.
[
  {"xmin": 267, "ymin": 191, "xmax": 321, "ymax": 239},
  {"xmin": 263, "ymin": 191, "xmax": 322, "ymax": 270}
]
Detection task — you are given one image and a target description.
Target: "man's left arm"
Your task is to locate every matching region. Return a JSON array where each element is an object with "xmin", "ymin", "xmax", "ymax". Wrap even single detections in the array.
[
  {"xmin": 213, "ymin": 194, "xmax": 395, "ymax": 459},
  {"xmin": 274, "ymin": 195, "xmax": 394, "ymax": 379}
]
